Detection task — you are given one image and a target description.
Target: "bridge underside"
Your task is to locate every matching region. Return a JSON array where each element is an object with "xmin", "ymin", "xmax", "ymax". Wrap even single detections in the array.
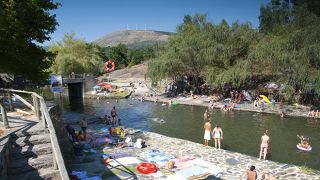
[{"xmin": 67, "ymin": 83, "xmax": 83, "ymax": 98}]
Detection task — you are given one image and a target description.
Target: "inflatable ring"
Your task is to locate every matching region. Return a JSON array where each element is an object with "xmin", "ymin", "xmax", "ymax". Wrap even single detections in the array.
[
  {"xmin": 137, "ymin": 162, "xmax": 157, "ymax": 174},
  {"xmin": 104, "ymin": 60, "xmax": 115, "ymax": 72},
  {"xmin": 296, "ymin": 144, "xmax": 312, "ymax": 152}
]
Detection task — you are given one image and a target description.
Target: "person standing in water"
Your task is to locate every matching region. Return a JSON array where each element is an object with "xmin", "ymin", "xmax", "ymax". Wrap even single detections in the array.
[
  {"xmin": 204, "ymin": 109, "xmax": 209, "ymax": 121},
  {"xmin": 80, "ymin": 117, "xmax": 88, "ymax": 141},
  {"xmin": 111, "ymin": 106, "xmax": 117, "ymax": 126},
  {"xmin": 203, "ymin": 119, "xmax": 211, "ymax": 146},
  {"xmin": 259, "ymin": 130, "xmax": 270, "ymax": 160},
  {"xmin": 212, "ymin": 124, "xmax": 223, "ymax": 149}
]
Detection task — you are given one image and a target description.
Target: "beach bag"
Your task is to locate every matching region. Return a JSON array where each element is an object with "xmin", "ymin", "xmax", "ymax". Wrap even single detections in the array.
[{"xmin": 166, "ymin": 160, "xmax": 175, "ymax": 169}]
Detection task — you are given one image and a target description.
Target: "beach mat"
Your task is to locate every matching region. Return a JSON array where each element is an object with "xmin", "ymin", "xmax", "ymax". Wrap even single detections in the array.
[
  {"xmin": 140, "ymin": 149, "xmax": 174, "ymax": 163},
  {"xmin": 108, "ymin": 157, "xmax": 141, "ymax": 166}
]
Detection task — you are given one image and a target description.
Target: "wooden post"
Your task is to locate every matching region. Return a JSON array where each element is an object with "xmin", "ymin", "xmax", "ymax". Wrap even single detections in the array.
[
  {"xmin": 0, "ymin": 99, "xmax": 9, "ymax": 129},
  {"xmin": 7, "ymin": 91, "xmax": 13, "ymax": 111},
  {"xmin": 32, "ymin": 94, "xmax": 40, "ymax": 121},
  {"xmin": 13, "ymin": 93, "xmax": 35, "ymax": 111},
  {"xmin": 40, "ymin": 103, "xmax": 46, "ymax": 129},
  {"xmin": 53, "ymin": 156, "xmax": 58, "ymax": 170}
]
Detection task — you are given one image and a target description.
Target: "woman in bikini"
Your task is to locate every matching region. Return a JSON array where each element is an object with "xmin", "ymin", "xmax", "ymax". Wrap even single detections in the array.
[
  {"xmin": 212, "ymin": 124, "xmax": 223, "ymax": 149},
  {"xmin": 259, "ymin": 130, "xmax": 270, "ymax": 160}
]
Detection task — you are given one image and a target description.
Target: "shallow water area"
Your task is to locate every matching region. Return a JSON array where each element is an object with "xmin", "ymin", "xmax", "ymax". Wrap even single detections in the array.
[{"xmin": 59, "ymin": 97, "xmax": 320, "ymax": 170}]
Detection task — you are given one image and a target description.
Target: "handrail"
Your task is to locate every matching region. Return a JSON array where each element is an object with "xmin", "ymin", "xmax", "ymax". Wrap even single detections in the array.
[{"xmin": 0, "ymin": 88, "xmax": 69, "ymax": 180}]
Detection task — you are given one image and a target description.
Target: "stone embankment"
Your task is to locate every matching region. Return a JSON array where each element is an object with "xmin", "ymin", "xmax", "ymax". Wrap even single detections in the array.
[{"xmin": 69, "ymin": 122, "xmax": 320, "ymax": 180}]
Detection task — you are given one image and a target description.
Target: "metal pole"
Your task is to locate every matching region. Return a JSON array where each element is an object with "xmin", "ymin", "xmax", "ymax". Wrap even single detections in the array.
[{"xmin": 0, "ymin": 99, "xmax": 9, "ymax": 129}]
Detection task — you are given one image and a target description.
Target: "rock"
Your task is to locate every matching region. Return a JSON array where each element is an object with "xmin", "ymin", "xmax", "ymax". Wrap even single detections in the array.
[{"xmin": 226, "ymin": 158, "xmax": 240, "ymax": 165}]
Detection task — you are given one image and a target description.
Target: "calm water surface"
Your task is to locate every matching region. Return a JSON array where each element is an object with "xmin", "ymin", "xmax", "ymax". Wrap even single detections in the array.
[{"xmin": 60, "ymin": 97, "xmax": 320, "ymax": 170}]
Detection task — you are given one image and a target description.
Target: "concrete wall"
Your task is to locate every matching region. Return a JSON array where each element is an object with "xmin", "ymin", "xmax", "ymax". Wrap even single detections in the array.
[
  {"xmin": 83, "ymin": 74, "xmax": 98, "ymax": 93},
  {"xmin": 48, "ymin": 105, "xmax": 73, "ymax": 157},
  {"xmin": 0, "ymin": 134, "xmax": 11, "ymax": 180}
]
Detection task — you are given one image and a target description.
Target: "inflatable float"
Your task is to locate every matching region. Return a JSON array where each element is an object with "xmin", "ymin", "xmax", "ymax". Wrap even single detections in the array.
[
  {"xmin": 259, "ymin": 95, "xmax": 270, "ymax": 103},
  {"xmin": 296, "ymin": 144, "xmax": 312, "ymax": 152},
  {"xmin": 137, "ymin": 162, "xmax": 157, "ymax": 174}
]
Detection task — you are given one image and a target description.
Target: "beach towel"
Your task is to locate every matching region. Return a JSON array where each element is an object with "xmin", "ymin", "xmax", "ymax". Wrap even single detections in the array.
[
  {"xmin": 100, "ymin": 127, "xmax": 109, "ymax": 132},
  {"xmin": 108, "ymin": 157, "xmax": 141, "ymax": 166},
  {"xmin": 140, "ymin": 149, "xmax": 174, "ymax": 163},
  {"xmin": 82, "ymin": 176, "xmax": 102, "ymax": 180},
  {"xmin": 95, "ymin": 137, "xmax": 115, "ymax": 143},
  {"xmin": 171, "ymin": 155, "xmax": 196, "ymax": 170},
  {"xmin": 190, "ymin": 158, "xmax": 222, "ymax": 177},
  {"xmin": 166, "ymin": 174, "xmax": 186, "ymax": 180},
  {"xmin": 102, "ymin": 153, "xmax": 134, "ymax": 159},
  {"xmin": 176, "ymin": 166, "xmax": 208, "ymax": 178}
]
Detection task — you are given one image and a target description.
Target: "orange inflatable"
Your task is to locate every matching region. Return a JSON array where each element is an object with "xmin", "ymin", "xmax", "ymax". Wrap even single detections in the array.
[{"xmin": 137, "ymin": 162, "xmax": 157, "ymax": 174}]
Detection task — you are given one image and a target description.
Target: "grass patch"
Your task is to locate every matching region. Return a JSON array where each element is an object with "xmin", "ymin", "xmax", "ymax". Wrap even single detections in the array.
[
  {"xmin": 111, "ymin": 90, "xmax": 129, "ymax": 97},
  {"xmin": 301, "ymin": 166, "xmax": 315, "ymax": 174}
]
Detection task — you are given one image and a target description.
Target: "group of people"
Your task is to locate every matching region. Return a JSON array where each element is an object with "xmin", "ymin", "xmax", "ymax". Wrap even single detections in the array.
[
  {"xmin": 66, "ymin": 117, "xmax": 91, "ymax": 143},
  {"xmin": 245, "ymin": 165, "xmax": 275, "ymax": 180},
  {"xmin": 308, "ymin": 109, "xmax": 320, "ymax": 118},
  {"xmin": 220, "ymin": 103, "xmax": 235, "ymax": 112},
  {"xmin": 203, "ymin": 110, "xmax": 223, "ymax": 149},
  {"xmin": 104, "ymin": 106, "xmax": 121, "ymax": 126}
]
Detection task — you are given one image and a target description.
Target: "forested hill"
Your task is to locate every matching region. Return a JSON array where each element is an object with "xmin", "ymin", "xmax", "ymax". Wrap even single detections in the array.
[{"xmin": 93, "ymin": 30, "xmax": 171, "ymax": 48}]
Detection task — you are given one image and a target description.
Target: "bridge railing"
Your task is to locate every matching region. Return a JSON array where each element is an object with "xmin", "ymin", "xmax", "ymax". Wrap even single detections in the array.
[{"xmin": 0, "ymin": 88, "xmax": 69, "ymax": 180}]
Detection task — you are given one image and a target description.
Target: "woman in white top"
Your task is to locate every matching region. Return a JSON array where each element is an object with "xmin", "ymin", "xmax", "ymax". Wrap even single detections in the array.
[{"xmin": 212, "ymin": 124, "xmax": 223, "ymax": 149}]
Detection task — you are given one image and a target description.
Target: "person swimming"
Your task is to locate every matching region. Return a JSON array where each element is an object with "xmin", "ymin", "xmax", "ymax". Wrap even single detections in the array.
[{"xmin": 297, "ymin": 134, "xmax": 310, "ymax": 149}]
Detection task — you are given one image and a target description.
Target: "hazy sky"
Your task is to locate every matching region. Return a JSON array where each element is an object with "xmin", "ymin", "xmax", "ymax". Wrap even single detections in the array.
[{"xmin": 45, "ymin": 0, "xmax": 269, "ymax": 45}]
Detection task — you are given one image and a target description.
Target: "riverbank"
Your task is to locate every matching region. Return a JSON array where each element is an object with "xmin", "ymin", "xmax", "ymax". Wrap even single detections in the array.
[
  {"xmin": 98, "ymin": 80, "xmax": 314, "ymax": 119},
  {"xmin": 68, "ymin": 123, "xmax": 320, "ymax": 179}
]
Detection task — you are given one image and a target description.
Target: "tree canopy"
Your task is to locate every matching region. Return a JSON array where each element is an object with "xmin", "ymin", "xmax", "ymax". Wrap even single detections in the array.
[
  {"xmin": 0, "ymin": 0, "xmax": 59, "ymax": 80},
  {"xmin": 147, "ymin": 0, "xmax": 320, "ymax": 103},
  {"xmin": 49, "ymin": 33, "xmax": 104, "ymax": 75}
]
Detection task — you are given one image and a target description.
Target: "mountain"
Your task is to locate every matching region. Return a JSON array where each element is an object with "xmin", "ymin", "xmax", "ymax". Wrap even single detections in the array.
[{"xmin": 93, "ymin": 30, "xmax": 172, "ymax": 48}]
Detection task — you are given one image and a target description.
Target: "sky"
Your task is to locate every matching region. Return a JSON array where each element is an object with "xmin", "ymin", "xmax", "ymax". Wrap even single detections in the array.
[{"xmin": 45, "ymin": 0, "xmax": 269, "ymax": 46}]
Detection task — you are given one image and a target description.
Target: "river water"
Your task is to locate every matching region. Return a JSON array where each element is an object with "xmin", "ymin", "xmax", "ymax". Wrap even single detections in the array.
[{"xmin": 61, "ymin": 97, "xmax": 320, "ymax": 170}]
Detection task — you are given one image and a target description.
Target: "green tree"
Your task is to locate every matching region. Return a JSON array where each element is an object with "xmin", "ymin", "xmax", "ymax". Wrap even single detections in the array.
[
  {"xmin": 0, "ymin": 0, "xmax": 59, "ymax": 80},
  {"xmin": 49, "ymin": 33, "xmax": 104, "ymax": 75}
]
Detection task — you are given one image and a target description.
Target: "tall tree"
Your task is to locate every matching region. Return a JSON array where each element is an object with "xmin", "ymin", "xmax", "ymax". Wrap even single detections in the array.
[
  {"xmin": 0, "ymin": 0, "xmax": 59, "ymax": 80},
  {"xmin": 49, "ymin": 33, "xmax": 104, "ymax": 75}
]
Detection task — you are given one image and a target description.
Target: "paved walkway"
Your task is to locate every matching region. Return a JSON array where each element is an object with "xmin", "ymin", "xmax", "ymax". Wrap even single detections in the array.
[{"xmin": 69, "ymin": 123, "xmax": 320, "ymax": 180}]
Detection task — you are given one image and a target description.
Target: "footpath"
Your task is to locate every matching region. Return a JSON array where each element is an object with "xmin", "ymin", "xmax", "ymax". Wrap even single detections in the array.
[{"xmin": 68, "ymin": 122, "xmax": 320, "ymax": 180}]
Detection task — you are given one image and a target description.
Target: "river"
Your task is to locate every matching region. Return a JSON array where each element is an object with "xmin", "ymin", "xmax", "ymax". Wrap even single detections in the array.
[{"xmin": 60, "ymin": 97, "xmax": 320, "ymax": 170}]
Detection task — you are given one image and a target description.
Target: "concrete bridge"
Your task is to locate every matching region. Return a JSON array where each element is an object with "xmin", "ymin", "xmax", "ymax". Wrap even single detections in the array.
[
  {"xmin": 0, "ymin": 89, "xmax": 69, "ymax": 180},
  {"xmin": 62, "ymin": 74, "xmax": 98, "ymax": 98}
]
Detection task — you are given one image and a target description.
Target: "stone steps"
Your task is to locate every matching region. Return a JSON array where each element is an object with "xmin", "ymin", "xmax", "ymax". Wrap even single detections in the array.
[
  {"xmin": 11, "ymin": 142, "xmax": 53, "ymax": 160},
  {"xmin": 9, "ymin": 167, "xmax": 60, "ymax": 180},
  {"xmin": 9, "ymin": 153, "xmax": 54, "ymax": 175},
  {"xmin": 12, "ymin": 133, "xmax": 51, "ymax": 147},
  {"xmin": 12, "ymin": 129, "xmax": 49, "ymax": 138}
]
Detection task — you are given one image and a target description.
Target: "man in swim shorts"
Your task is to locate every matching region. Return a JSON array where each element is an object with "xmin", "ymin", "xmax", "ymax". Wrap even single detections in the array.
[
  {"xmin": 259, "ymin": 130, "xmax": 270, "ymax": 160},
  {"xmin": 111, "ymin": 106, "xmax": 117, "ymax": 126},
  {"xmin": 203, "ymin": 119, "xmax": 211, "ymax": 146}
]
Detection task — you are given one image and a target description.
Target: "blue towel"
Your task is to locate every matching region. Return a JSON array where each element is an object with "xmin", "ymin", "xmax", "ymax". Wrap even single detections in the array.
[{"xmin": 140, "ymin": 149, "xmax": 174, "ymax": 163}]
